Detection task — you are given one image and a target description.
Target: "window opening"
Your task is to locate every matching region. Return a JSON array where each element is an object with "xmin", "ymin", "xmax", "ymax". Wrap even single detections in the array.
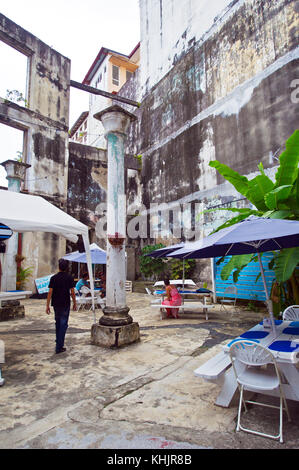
[
  {"xmin": 126, "ymin": 70, "xmax": 133, "ymax": 82},
  {"xmin": 0, "ymin": 40, "xmax": 28, "ymax": 108},
  {"xmin": 0, "ymin": 123, "xmax": 25, "ymax": 188},
  {"xmin": 112, "ymin": 65, "xmax": 120, "ymax": 86}
]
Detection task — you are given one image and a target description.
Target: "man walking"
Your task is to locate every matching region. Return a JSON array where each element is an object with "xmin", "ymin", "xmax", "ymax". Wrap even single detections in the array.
[{"xmin": 46, "ymin": 259, "xmax": 77, "ymax": 354}]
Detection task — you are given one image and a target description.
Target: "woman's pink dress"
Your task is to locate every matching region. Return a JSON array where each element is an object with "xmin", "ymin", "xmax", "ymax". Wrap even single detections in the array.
[{"xmin": 162, "ymin": 286, "xmax": 182, "ymax": 317}]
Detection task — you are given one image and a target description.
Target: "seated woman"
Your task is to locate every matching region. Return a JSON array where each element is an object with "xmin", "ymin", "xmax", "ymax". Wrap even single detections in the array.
[
  {"xmin": 75, "ymin": 272, "xmax": 89, "ymax": 295},
  {"xmin": 162, "ymin": 278, "xmax": 182, "ymax": 319}
]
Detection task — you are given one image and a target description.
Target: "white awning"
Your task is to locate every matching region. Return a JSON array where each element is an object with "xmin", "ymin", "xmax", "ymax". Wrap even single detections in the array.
[{"xmin": 0, "ymin": 189, "xmax": 96, "ymax": 319}]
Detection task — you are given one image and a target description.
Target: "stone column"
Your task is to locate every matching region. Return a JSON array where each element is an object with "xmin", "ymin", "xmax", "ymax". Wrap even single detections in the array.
[
  {"xmin": 91, "ymin": 105, "xmax": 140, "ymax": 348},
  {"xmin": 0, "ymin": 160, "xmax": 31, "ymax": 291}
]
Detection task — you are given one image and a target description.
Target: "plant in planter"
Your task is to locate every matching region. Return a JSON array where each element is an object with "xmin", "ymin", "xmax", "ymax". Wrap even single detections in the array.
[{"xmin": 16, "ymin": 266, "xmax": 33, "ymax": 291}]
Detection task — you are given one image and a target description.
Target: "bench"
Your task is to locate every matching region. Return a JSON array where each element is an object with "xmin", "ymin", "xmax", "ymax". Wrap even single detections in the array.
[
  {"xmin": 151, "ymin": 302, "xmax": 214, "ymax": 320},
  {"xmin": 194, "ymin": 350, "xmax": 232, "ymax": 382},
  {"xmin": 0, "ymin": 291, "xmax": 32, "ymax": 308}
]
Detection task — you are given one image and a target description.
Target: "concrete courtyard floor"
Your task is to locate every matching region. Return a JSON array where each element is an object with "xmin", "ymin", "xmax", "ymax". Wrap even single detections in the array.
[{"xmin": 1, "ymin": 293, "xmax": 299, "ymax": 450}]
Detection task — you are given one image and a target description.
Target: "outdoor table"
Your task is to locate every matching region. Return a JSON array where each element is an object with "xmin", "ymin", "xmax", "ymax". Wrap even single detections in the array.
[
  {"xmin": 153, "ymin": 289, "xmax": 212, "ymax": 303},
  {"xmin": 153, "ymin": 279, "xmax": 196, "ymax": 287},
  {"xmin": 213, "ymin": 320, "xmax": 299, "ymax": 407}
]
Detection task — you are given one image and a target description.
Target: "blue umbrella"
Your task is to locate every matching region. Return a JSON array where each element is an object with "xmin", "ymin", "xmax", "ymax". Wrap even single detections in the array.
[
  {"xmin": 145, "ymin": 243, "xmax": 187, "ymax": 286},
  {"xmin": 62, "ymin": 243, "xmax": 107, "ymax": 264},
  {"xmin": 145, "ymin": 243, "xmax": 184, "ymax": 258},
  {"xmin": 150, "ymin": 216, "xmax": 299, "ymax": 333}
]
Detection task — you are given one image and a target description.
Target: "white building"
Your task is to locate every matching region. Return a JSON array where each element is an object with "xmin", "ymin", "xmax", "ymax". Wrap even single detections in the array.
[{"xmin": 78, "ymin": 45, "xmax": 140, "ymax": 149}]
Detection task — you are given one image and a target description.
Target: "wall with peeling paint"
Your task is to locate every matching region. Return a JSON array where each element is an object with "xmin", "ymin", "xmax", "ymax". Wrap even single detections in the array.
[
  {"xmin": 120, "ymin": 0, "xmax": 299, "ymax": 282},
  {"xmin": 67, "ymin": 142, "xmax": 107, "ymax": 233},
  {"xmin": 0, "ymin": 14, "xmax": 71, "ymax": 288}
]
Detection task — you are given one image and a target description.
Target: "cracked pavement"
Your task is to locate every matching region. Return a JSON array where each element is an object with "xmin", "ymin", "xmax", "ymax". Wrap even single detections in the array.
[{"xmin": 1, "ymin": 293, "xmax": 299, "ymax": 450}]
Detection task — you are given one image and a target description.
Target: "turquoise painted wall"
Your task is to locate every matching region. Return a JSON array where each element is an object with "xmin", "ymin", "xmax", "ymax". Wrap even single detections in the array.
[{"xmin": 214, "ymin": 253, "xmax": 276, "ymax": 301}]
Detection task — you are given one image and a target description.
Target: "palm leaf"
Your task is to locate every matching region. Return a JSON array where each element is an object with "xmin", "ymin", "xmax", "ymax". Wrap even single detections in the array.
[
  {"xmin": 274, "ymin": 130, "xmax": 299, "ymax": 189},
  {"xmin": 264, "ymin": 185, "xmax": 293, "ymax": 210},
  {"xmin": 274, "ymin": 247, "xmax": 299, "ymax": 283},
  {"xmin": 246, "ymin": 174, "xmax": 275, "ymax": 211},
  {"xmin": 211, "ymin": 212, "xmax": 257, "ymax": 233},
  {"xmin": 220, "ymin": 254, "xmax": 254, "ymax": 281},
  {"xmin": 266, "ymin": 210, "xmax": 293, "ymax": 219},
  {"xmin": 285, "ymin": 173, "xmax": 299, "ymax": 211},
  {"xmin": 209, "ymin": 161, "xmax": 249, "ymax": 196}
]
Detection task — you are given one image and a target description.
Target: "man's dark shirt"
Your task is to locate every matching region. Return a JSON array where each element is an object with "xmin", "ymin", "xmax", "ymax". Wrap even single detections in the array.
[{"xmin": 49, "ymin": 272, "xmax": 75, "ymax": 310}]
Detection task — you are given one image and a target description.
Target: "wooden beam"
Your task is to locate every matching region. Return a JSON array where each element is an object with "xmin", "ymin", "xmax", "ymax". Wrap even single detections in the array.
[{"xmin": 70, "ymin": 80, "xmax": 140, "ymax": 108}]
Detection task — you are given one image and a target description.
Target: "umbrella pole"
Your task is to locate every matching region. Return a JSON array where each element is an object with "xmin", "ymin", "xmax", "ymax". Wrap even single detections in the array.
[{"xmin": 257, "ymin": 253, "xmax": 276, "ymax": 335}]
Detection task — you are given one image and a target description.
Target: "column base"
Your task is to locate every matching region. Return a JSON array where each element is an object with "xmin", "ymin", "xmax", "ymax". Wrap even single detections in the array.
[
  {"xmin": 99, "ymin": 306, "xmax": 133, "ymax": 326},
  {"xmin": 91, "ymin": 322, "xmax": 140, "ymax": 348},
  {"xmin": 0, "ymin": 301, "xmax": 25, "ymax": 321}
]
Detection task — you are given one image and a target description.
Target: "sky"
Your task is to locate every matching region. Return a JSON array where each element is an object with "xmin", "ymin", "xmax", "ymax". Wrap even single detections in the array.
[{"xmin": 0, "ymin": 0, "xmax": 140, "ymax": 186}]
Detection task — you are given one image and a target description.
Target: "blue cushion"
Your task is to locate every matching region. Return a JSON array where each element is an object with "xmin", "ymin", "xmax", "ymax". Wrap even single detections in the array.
[
  {"xmin": 289, "ymin": 321, "xmax": 299, "ymax": 327},
  {"xmin": 196, "ymin": 288, "xmax": 212, "ymax": 293},
  {"xmin": 269, "ymin": 341, "xmax": 299, "ymax": 353},
  {"xmin": 240, "ymin": 331, "xmax": 269, "ymax": 339},
  {"xmin": 259, "ymin": 319, "xmax": 283, "ymax": 326},
  {"xmin": 227, "ymin": 338, "xmax": 260, "ymax": 348},
  {"xmin": 282, "ymin": 327, "xmax": 299, "ymax": 335}
]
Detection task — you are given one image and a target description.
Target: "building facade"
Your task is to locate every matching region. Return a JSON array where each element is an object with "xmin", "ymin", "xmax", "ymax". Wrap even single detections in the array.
[
  {"xmin": 120, "ymin": 0, "xmax": 299, "ymax": 282},
  {"xmin": 81, "ymin": 45, "xmax": 140, "ymax": 149}
]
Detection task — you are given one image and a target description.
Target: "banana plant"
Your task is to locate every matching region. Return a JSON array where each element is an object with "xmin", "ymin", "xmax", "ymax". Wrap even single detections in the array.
[{"xmin": 208, "ymin": 130, "xmax": 299, "ymax": 295}]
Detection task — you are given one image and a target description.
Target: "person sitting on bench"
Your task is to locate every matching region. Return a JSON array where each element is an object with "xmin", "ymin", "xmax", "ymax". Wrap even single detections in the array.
[{"xmin": 162, "ymin": 278, "xmax": 182, "ymax": 319}]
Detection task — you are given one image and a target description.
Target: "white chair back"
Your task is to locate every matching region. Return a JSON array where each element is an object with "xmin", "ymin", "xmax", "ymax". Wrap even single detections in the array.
[
  {"xmin": 230, "ymin": 340, "xmax": 274, "ymax": 367},
  {"xmin": 282, "ymin": 305, "xmax": 299, "ymax": 321},
  {"xmin": 145, "ymin": 288, "xmax": 153, "ymax": 296},
  {"xmin": 223, "ymin": 285, "xmax": 237, "ymax": 298}
]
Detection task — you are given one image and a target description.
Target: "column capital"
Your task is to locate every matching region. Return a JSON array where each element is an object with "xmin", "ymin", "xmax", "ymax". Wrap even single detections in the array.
[
  {"xmin": 94, "ymin": 105, "xmax": 137, "ymax": 136},
  {"xmin": 1, "ymin": 160, "xmax": 31, "ymax": 182}
]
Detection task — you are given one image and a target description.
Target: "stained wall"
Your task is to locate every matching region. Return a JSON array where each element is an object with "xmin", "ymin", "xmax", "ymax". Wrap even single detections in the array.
[
  {"xmin": 121, "ymin": 0, "xmax": 299, "ymax": 281},
  {"xmin": 0, "ymin": 14, "xmax": 71, "ymax": 288}
]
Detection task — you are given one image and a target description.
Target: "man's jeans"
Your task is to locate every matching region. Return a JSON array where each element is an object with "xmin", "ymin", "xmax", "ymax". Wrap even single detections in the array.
[{"xmin": 54, "ymin": 307, "xmax": 70, "ymax": 352}]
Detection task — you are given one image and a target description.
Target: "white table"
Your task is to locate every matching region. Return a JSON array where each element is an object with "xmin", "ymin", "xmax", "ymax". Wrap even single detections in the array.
[
  {"xmin": 0, "ymin": 291, "xmax": 32, "ymax": 307},
  {"xmin": 153, "ymin": 286, "xmax": 213, "ymax": 302},
  {"xmin": 196, "ymin": 320, "xmax": 299, "ymax": 407},
  {"xmin": 153, "ymin": 279, "xmax": 196, "ymax": 287}
]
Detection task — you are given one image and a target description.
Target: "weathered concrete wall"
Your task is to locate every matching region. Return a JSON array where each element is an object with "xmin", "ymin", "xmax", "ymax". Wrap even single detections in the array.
[
  {"xmin": 0, "ymin": 14, "xmax": 71, "ymax": 289},
  {"xmin": 67, "ymin": 142, "xmax": 141, "ymax": 280},
  {"xmin": 139, "ymin": 0, "xmax": 235, "ymax": 95},
  {"xmin": 126, "ymin": 0, "xmax": 299, "ymax": 210},
  {"xmin": 120, "ymin": 0, "xmax": 299, "ymax": 281},
  {"xmin": 67, "ymin": 142, "xmax": 107, "ymax": 231},
  {"xmin": 0, "ymin": 13, "xmax": 70, "ymax": 125}
]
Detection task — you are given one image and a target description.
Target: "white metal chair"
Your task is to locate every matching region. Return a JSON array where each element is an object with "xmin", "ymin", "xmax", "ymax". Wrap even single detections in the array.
[
  {"xmin": 96, "ymin": 295, "xmax": 106, "ymax": 310},
  {"xmin": 125, "ymin": 280, "xmax": 133, "ymax": 293},
  {"xmin": 75, "ymin": 287, "xmax": 91, "ymax": 311},
  {"xmin": 229, "ymin": 340, "xmax": 291, "ymax": 443},
  {"xmin": 145, "ymin": 288, "xmax": 161, "ymax": 304},
  {"xmin": 282, "ymin": 305, "xmax": 299, "ymax": 321},
  {"xmin": 220, "ymin": 285, "xmax": 238, "ymax": 312}
]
